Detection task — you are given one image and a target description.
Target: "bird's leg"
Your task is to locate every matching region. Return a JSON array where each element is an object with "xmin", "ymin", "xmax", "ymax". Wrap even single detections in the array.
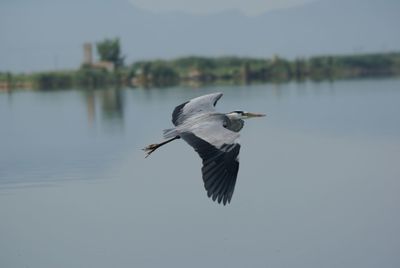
[{"xmin": 142, "ymin": 136, "xmax": 180, "ymax": 158}]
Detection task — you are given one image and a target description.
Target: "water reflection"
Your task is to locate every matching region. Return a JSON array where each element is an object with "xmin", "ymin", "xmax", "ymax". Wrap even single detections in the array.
[
  {"xmin": 1, "ymin": 79, "xmax": 400, "ymax": 268},
  {"xmin": 100, "ymin": 89, "xmax": 124, "ymax": 122},
  {"xmin": 85, "ymin": 90, "xmax": 96, "ymax": 126},
  {"xmin": 82, "ymin": 88, "xmax": 125, "ymax": 127}
]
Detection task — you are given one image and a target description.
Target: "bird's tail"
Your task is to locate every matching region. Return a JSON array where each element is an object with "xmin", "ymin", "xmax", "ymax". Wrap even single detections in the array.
[{"xmin": 163, "ymin": 128, "xmax": 179, "ymax": 139}]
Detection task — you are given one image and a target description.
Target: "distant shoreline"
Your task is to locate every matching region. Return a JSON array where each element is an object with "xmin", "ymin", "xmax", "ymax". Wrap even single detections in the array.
[{"xmin": 1, "ymin": 51, "xmax": 400, "ymax": 90}]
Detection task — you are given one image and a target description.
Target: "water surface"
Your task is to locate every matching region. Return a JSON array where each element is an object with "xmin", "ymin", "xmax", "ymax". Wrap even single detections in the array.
[{"xmin": 1, "ymin": 79, "xmax": 400, "ymax": 268}]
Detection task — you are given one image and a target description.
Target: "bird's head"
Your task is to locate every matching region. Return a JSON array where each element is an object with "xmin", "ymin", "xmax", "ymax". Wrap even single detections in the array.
[{"xmin": 226, "ymin": 110, "xmax": 266, "ymax": 120}]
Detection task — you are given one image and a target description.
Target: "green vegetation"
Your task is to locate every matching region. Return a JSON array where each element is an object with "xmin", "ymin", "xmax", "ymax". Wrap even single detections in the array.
[
  {"xmin": 1, "ymin": 51, "xmax": 400, "ymax": 90},
  {"xmin": 0, "ymin": 69, "xmax": 130, "ymax": 90},
  {"xmin": 132, "ymin": 61, "xmax": 179, "ymax": 87},
  {"xmin": 131, "ymin": 52, "xmax": 400, "ymax": 87},
  {"xmin": 96, "ymin": 38, "xmax": 124, "ymax": 68},
  {"xmin": 0, "ymin": 38, "xmax": 128, "ymax": 90}
]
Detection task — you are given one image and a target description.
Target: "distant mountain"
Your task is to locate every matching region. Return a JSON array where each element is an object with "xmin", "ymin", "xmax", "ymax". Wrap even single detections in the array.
[{"xmin": 1, "ymin": 0, "xmax": 399, "ymax": 72}]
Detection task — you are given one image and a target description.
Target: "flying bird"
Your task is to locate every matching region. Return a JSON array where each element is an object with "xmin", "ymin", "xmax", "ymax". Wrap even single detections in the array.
[{"xmin": 143, "ymin": 92, "xmax": 265, "ymax": 205}]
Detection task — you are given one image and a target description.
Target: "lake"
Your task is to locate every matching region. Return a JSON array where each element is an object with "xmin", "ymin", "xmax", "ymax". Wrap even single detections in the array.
[{"xmin": 1, "ymin": 78, "xmax": 400, "ymax": 268}]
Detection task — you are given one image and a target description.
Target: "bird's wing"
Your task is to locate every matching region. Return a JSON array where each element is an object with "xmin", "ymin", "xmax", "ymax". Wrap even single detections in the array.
[
  {"xmin": 180, "ymin": 115, "xmax": 240, "ymax": 205},
  {"xmin": 172, "ymin": 92, "xmax": 223, "ymax": 126}
]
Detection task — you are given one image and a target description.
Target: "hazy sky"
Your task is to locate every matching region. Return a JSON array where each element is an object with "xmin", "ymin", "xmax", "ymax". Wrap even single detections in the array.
[
  {"xmin": 129, "ymin": 0, "xmax": 315, "ymax": 16},
  {"xmin": 1, "ymin": 0, "xmax": 399, "ymax": 72}
]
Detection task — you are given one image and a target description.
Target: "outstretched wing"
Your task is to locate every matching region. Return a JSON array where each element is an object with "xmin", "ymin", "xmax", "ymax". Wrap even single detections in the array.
[
  {"xmin": 180, "ymin": 114, "xmax": 240, "ymax": 205},
  {"xmin": 172, "ymin": 92, "xmax": 223, "ymax": 126}
]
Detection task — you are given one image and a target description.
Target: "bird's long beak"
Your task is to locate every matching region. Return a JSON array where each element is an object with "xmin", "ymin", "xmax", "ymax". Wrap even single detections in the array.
[{"xmin": 244, "ymin": 112, "xmax": 266, "ymax": 118}]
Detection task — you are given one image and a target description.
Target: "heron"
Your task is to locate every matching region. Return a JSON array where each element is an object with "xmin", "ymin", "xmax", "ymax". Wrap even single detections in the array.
[{"xmin": 143, "ymin": 92, "xmax": 265, "ymax": 205}]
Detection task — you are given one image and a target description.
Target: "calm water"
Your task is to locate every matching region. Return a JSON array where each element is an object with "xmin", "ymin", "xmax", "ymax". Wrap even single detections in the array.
[{"xmin": 1, "ymin": 79, "xmax": 400, "ymax": 268}]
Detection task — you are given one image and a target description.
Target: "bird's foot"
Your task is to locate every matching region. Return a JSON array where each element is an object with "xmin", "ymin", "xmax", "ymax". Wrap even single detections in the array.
[
  {"xmin": 142, "ymin": 143, "xmax": 160, "ymax": 158},
  {"xmin": 142, "ymin": 136, "xmax": 179, "ymax": 158}
]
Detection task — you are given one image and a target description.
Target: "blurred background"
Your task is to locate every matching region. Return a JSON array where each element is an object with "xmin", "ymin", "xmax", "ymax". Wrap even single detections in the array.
[
  {"xmin": 1, "ymin": 0, "xmax": 400, "ymax": 72},
  {"xmin": 1, "ymin": 1, "xmax": 400, "ymax": 268}
]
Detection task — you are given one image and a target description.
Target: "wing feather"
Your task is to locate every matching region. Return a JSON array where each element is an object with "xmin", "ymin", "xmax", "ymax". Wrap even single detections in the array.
[
  {"xmin": 180, "ymin": 118, "xmax": 241, "ymax": 205},
  {"xmin": 171, "ymin": 92, "xmax": 223, "ymax": 126}
]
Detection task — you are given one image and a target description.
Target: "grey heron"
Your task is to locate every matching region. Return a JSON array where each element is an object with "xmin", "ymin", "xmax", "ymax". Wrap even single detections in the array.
[{"xmin": 143, "ymin": 92, "xmax": 265, "ymax": 205}]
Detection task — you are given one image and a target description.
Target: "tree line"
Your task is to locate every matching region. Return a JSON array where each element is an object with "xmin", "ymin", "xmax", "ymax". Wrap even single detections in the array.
[
  {"xmin": 1, "ymin": 37, "xmax": 400, "ymax": 89},
  {"xmin": 131, "ymin": 53, "xmax": 400, "ymax": 87}
]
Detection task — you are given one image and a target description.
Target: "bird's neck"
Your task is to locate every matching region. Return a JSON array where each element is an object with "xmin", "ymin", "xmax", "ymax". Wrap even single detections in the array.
[{"xmin": 224, "ymin": 116, "xmax": 244, "ymax": 132}]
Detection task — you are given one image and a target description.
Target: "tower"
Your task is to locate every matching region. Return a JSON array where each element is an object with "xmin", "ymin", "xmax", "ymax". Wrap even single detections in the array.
[{"xmin": 83, "ymin": 43, "xmax": 93, "ymax": 65}]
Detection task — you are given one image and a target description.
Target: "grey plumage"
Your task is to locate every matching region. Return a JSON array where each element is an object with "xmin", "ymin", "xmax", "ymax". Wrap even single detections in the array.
[{"xmin": 143, "ymin": 92, "xmax": 265, "ymax": 205}]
